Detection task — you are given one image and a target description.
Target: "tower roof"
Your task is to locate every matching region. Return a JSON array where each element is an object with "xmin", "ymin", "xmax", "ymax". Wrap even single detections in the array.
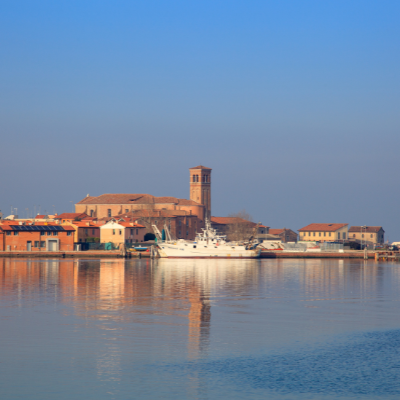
[{"xmin": 189, "ymin": 165, "xmax": 212, "ymax": 170}]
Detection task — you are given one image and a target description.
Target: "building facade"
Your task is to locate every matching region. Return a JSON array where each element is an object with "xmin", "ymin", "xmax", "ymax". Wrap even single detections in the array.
[
  {"xmin": 0, "ymin": 223, "xmax": 75, "ymax": 251},
  {"xmin": 348, "ymin": 226, "xmax": 384, "ymax": 245},
  {"xmin": 298, "ymin": 223, "xmax": 348, "ymax": 242},
  {"xmin": 189, "ymin": 165, "xmax": 211, "ymax": 219},
  {"xmin": 269, "ymin": 228, "xmax": 298, "ymax": 243}
]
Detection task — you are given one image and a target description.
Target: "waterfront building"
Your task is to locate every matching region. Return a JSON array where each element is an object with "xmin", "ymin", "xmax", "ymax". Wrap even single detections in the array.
[
  {"xmin": 0, "ymin": 221, "xmax": 75, "ymax": 251},
  {"xmin": 269, "ymin": 228, "xmax": 298, "ymax": 243},
  {"xmin": 100, "ymin": 220, "xmax": 146, "ymax": 245},
  {"xmin": 348, "ymin": 226, "xmax": 385, "ymax": 246},
  {"xmin": 298, "ymin": 223, "xmax": 349, "ymax": 242},
  {"xmin": 67, "ymin": 221, "xmax": 103, "ymax": 243}
]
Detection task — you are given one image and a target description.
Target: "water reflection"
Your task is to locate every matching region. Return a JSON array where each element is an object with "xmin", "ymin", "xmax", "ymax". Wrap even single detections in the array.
[{"xmin": 2, "ymin": 257, "xmax": 400, "ymax": 399}]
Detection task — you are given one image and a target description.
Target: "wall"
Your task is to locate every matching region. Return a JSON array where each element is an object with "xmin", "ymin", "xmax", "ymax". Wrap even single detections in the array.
[
  {"xmin": 0, "ymin": 230, "xmax": 74, "ymax": 251},
  {"xmin": 300, "ymin": 226, "xmax": 349, "ymax": 242}
]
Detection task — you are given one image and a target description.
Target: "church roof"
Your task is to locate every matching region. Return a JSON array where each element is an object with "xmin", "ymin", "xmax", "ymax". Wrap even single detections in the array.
[{"xmin": 76, "ymin": 194, "xmax": 200, "ymax": 206}]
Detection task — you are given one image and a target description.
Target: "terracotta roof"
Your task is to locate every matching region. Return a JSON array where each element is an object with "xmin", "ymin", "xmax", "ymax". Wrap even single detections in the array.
[
  {"xmin": 349, "ymin": 226, "xmax": 384, "ymax": 233},
  {"xmin": 70, "ymin": 221, "xmax": 101, "ymax": 228},
  {"xmin": 189, "ymin": 165, "xmax": 212, "ymax": 170},
  {"xmin": 269, "ymin": 229, "xmax": 285, "ymax": 235},
  {"xmin": 259, "ymin": 225, "xmax": 269, "ymax": 228},
  {"xmin": 118, "ymin": 209, "xmax": 197, "ymax": 219},
  {"xmin": 211, "ymin": 216, "xmax": 256, "ymax": 226},
  {"xmin": 76, "ymin": 193, "xmax": 200, "ymax": 206},
  {"xmin": 298, "ymin": 223, "xmax": 348, "ymax": 232},
  {"xmin": 269, "ymin": 229, "xmax": 297, "ymax": 235},
  {"xmin": 118, "ymin": 222, "xmax": 145, "ymax": 228},
  {"xmin": 55, "ymin": 213, "xmax": 88, "ymax": 220}
]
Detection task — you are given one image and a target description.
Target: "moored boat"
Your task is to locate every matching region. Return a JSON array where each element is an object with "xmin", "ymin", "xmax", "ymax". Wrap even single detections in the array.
[{"xmin": 153, "ymin": 220, "xmax": 260, "ymax": 259}]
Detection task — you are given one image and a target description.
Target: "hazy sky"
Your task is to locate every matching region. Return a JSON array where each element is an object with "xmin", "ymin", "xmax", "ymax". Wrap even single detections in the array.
[{"xmin": 1, "ymin": 1, "xmax": 399, "ymax": 239}]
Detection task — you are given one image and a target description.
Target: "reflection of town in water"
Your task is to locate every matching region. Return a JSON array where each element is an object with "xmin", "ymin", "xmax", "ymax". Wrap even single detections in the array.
[{"xmin": 1, "ymin": 257, "xmax": 400, "ymax": 388}]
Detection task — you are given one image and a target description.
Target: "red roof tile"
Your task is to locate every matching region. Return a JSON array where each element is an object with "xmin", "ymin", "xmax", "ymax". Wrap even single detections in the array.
[
  {"xmin": 76, "ymin": 193, "xmax": 200, "ymax": 206},
  {"xmin": 349, "ymin": 226, "xmax": 384, "ymax": 233},
  {"xmin": 298, "ymin": 223, "xmax": 348, "ymax": 232},
  {"xmin": 55, "ymin": 213, "xmax": 88, "ymax": 219},
  {"xmin": 189, "ymin": 165, "xmax": 212, "ymax": 170}
]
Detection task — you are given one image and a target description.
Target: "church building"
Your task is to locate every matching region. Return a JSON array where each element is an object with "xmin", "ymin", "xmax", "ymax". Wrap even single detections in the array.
[{"xmin": 75, "ymin": 165, "xmax": 212, "ymax": 240}]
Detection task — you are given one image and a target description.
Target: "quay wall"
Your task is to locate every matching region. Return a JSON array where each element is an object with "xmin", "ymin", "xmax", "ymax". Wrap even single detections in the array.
[{"xmin": 261, "ymin": 251, "xmax": 374, "ymax": 259}]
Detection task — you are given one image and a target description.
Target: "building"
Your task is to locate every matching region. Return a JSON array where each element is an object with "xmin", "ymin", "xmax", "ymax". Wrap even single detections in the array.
[
  {"xmin": 189, "ymin": 165, "xmax": 211, "ymax": 219},
  {"xmin": 114, "ymin": 209, "xmax": 200, "ymax": 241},
  {"xmin": 0, "ymin": 222, "xmax": 75, "ymax": 251},
  {"xmin": 55, "ymin": 213, "xmax": 90, "ymax": 223},
  {"xmin": 298, "ymin": 223, "xmax": 348, "ymax": 242},
  {"xmin": 210, "ymin": 217, "xmax": 268, "ymax": 241},
  {"xmin": 269, "ymin": 228, "xmax": 298, "ymax": 243},
  {"xmin": 67, "ymin": 221, "xmax": 102, "ymax": 243},
  {"xmin": 100, "ymin": 220, "xmax": 146, "ymax": 245},
  {"xmin": 74, "ymin": 166, "xmax": 212, "ymax": 239},
  {"xmin": 348, "ymin": 226, "xmax": 385, "ymax": 246}
]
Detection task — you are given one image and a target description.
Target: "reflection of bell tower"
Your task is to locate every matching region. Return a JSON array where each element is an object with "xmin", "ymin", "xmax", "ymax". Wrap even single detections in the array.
[{"xmin": 189, "ymin": 165, "xmax": 212, "ymax": 220}]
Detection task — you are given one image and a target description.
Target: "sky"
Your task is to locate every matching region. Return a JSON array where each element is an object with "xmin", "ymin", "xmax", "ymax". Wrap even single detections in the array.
[{"xmin": 1, "ymin": 0, "xmax": 399, "ymax": 240}]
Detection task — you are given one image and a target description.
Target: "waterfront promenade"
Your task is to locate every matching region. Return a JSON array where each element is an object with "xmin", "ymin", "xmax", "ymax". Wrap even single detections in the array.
[{"xmin": 0, "ymin": 249, "xmax": 396, "ymax": 260}]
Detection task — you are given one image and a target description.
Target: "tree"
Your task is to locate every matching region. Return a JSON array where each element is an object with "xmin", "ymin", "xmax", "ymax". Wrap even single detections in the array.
[{"xmin": 225, "ymin": 209, "xmax": 255, "ymax": 242}]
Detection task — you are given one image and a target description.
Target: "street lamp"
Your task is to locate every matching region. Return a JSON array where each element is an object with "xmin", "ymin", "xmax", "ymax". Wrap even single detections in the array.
[{"xmin": 361, "ymin": 225, "xmax": 366, "ymax": 250}]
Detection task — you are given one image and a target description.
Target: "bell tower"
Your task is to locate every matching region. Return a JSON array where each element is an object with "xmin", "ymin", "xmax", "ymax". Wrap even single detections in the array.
[{"xmin": 189, "ymin": 165, "xmax": 212, "ymax": 220}]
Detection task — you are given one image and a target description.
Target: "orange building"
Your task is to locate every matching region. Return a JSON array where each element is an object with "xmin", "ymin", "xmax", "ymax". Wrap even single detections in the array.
[{"xmin": 0, "ymin": 222, "xmax": 75, "ymax": 251}]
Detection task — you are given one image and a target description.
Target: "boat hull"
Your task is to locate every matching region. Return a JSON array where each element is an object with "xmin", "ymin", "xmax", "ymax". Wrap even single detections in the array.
[{"xmin": 157, "ymin": 243, "xmax": 261, "ymax": 259}]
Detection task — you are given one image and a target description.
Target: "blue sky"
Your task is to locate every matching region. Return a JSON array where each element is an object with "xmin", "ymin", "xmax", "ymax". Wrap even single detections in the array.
[{"xmin": 1, "ymin": 1, "xmax": 399, "ymax": 239}]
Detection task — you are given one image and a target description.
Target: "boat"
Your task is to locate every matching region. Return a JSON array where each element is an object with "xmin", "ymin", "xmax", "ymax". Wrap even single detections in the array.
[{"xmin": 153, "ymin": 219, "xmax": 261, "ymax": 259}]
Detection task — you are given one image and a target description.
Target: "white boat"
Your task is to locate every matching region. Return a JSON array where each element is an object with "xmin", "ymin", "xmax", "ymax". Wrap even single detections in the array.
[{"xmin": 153, "ymin": 220, "xmax": 261, "ymax": 259}]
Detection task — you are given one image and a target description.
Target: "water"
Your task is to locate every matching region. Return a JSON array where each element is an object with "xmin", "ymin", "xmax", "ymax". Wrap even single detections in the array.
[{"xmin": 1, "ymin": 258, "xmax": 400, "ymax": 399}]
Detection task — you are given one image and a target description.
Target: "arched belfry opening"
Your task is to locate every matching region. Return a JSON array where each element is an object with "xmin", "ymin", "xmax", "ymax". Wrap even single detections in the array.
[{"xmin": 189, "ymin": 165, "xmax": 212, "ymax": 220}]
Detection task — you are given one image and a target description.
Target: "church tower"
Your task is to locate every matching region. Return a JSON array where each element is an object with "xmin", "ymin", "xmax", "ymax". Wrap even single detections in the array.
[{"xmin": 189, "ymin": 165, "xmax": 212, "ymax": 220}]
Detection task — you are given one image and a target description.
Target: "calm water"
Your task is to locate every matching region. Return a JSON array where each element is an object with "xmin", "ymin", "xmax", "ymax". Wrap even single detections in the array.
[{"xmin": 1, "ymin": 258, "xmax": 400, "ymax": 400}]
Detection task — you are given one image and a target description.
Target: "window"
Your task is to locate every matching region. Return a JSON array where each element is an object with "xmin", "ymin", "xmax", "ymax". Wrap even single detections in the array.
[
  {"xmin": 329, "ymin": 232, "xmax": 331, "ymax": 237},
  {"xmin": 343, "ymin": 233, "xmax": 346, "ymax": 239},
  {"xmin": 85, "ymin": 229, "xmax": 88, "ymax": 235},
  {"xmin": 353, "ymin": 234, "xmax": 355, "ymax": 238},
  {"xmin": 119, "ymin": 230, "xmax": 122, "ymax": 235},
  {"xmin": 107, "ymin": 209, "xmax": 111, "ymax": 217},
  {"xmin": 370, "ymin": 234, "xmax": 373, "ymax": 238},
  {"xmin": 41, "ymin": 231, "xmax": 45, "ymax": 236},
  {"xmin": 154, "ymin": 220, "xmax": 158, "ymax": 225},
  {"xmin": 92, "ymin": 229, "xmax": 95, "ymax": 235},
  {"xmin": 179, "ymin": 220, "xmax": 181, "ymax": 226},
  {"xmin": 90, "ymin": 210, "xmax": 94, "ymax": 217},
  {"xmin": 113, "ymin": 229, "xmax": 115, "ymax": 235},
  {"xmin": 53, "ymin": 232, "xmax": 58, "ymax": 236},
  {"xmin": 125, "ymin": 209, "xmax": 129, "ymax": 213},
  {"xmin": 14, "ymin": 231, "xmax": 19, "ymax": 236},
  {"xmin": 34, "ymin": 241, "xmax": 39, "ymax": 247},
  {"xmin": 47, "ymin": 232, "xmax": 51, "ymax": 236},
  {"xmin": 337, "ymin": 233, "xmax": 341, "ymax": 239},
  {"xmin": 67, "ymin": 232, "xmax": 72, "ymax": 236},
  {"xmin": 131, "ymin": 229, "xmax": 134, "ymax": 235},
  {"xmin": 6, "ymin": 232, "xmax": 11, "ymax": 236},
  {"xmin": 324, "ymin": 232, "xmax": 326, "ymax": 237},
  {"xmin": 186, "ymin": 231, "xmax": 189, "ymax": 236},
  {"xmin": 319, "ymin": 232, "xmax": 321, "ymax": 237},
  {"xmin": 179, "ymin": 231, "xmax": 181, "ymax": 236},
  {"xmin": 40, "ymin": 241, "xmax": 45, "ymax": 248},
  {"xmin": 362, "ymin": 234, "xmax": 364, "ymax": 238},
  {"xmin": 136, "ymin": 229, "xmax": 138, "ymax": 235},
  {"xmin": 313, "ymin": 232, "xmax": 315, "ymax": 237}
]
